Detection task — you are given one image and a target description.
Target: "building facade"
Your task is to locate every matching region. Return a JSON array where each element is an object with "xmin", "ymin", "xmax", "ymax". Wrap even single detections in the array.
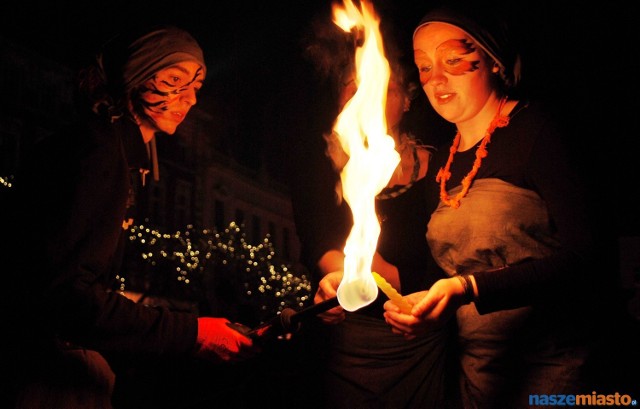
[{"xmin": 1, "ymin": 35, "xmax": 303, "ymax": 271}]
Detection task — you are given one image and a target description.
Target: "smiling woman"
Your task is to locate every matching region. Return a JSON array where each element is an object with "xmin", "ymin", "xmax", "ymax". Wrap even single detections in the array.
[
  {"xmin": 380, "ymin": 1, "xmax": 637, "ymax": 406},
  {"xmin": 3, "ymin": 24, "xmax": 263, "ymax": 409},
  {"xmin": 134, "ymin": 61, "xmax": 205, "ymax": 141}
]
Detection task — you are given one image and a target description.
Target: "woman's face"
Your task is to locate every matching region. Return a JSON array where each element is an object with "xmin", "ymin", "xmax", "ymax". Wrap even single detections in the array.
[
  {"xmin": 413, "ymin": 22, "xmax": 494, "ymax": 124},
  {"xmin": 136, "ymin": 61, "xmax": 205, "ymax": 135}
]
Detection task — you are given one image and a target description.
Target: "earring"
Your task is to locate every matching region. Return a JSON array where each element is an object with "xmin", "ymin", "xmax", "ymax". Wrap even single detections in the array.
[{"xmin": 492, "ymin": 64, "xmax": 500, "ymax": 74}]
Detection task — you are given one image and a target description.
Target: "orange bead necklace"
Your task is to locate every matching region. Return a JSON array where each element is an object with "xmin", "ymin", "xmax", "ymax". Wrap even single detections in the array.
[{"xmin": 436, "ymin": 97, "xmax": 510, "ymax": 208}]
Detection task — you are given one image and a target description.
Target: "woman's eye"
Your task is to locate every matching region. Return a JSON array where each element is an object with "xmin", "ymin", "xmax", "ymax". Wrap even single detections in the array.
[
  {"xmin": 446, "ymin": 58, "xmax": 462, "ymax": 65},
  {"xmin": 418, "ymin": 65, "xmax": 432, "ymax": 73}
]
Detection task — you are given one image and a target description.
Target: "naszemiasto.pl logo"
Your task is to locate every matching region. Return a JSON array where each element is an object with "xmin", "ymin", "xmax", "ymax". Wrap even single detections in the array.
[{"xmin": 529, "ymin": 392, "xmax": 636, "ymax": 406}]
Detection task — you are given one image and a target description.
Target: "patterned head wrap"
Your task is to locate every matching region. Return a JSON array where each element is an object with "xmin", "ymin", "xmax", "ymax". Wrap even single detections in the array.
[
  {"xmin": 99, "ymin": 25, "xmax": 206, "ymax": 96},
  {"xmin": 414, "ymin": 2, "xmax": 521, "ymax": 90}
]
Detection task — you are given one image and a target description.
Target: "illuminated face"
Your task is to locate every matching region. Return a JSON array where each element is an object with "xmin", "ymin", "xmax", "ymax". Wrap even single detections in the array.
[
  {"xmin": 137, "ymin": 61, "xmax": 205, "ymax": 136},
  {"xmin": 413, "ymin": 22, "xmax": 494, "ymax": 124}
]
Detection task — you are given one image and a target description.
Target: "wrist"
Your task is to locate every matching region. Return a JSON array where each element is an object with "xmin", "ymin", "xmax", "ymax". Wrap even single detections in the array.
[{"xmin": 456, "ymin": 274, "xmax": 475, "ymax": 304}]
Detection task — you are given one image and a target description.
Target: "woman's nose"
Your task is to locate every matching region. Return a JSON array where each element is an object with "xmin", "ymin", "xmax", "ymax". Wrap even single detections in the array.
[
  {"xmin": 180, "ymin": 87, "xmax": 198, "ymax": 106},
  {"xmin": 428, "ymin": 64, "xmax": 447, "ymax": 86}
]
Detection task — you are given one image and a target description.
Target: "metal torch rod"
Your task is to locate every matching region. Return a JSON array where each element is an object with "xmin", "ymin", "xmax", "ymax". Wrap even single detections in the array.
[
  {"xmin": 288, "ymin": 296, "xmax": 340, "ymax": 326},
  {"xmin": 240, "ymin": 296, "xmax": 341, "ymax": 339},
  {"xmin": 274, "ymin": 296, "xmax": 340, "ymax": 334}
]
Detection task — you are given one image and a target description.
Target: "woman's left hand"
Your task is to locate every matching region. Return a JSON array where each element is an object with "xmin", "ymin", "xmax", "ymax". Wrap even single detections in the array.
[{"xmin": 383, "ymin": 277, "xmax": 465, "ymax": 338}]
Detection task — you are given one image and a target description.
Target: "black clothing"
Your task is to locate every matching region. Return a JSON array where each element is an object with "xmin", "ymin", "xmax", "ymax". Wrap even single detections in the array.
[
  {"xmin": 425, "ymin": 99, "xmax": 609, "ymax": 406},
  {"xmin": 3, "ymin": 114, "xmax": 198, "ymax": 406},
  {"xmin": 426, "ymin": 100, "xmax": 597, "ymax": 316}
]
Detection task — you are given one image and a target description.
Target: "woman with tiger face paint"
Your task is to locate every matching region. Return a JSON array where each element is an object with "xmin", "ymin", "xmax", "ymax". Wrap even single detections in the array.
[
  {"xmin": 382, "ymin": 2, "xmax": 614, "ymax": 408},
  {"xmin": 133, "ymin": 62, "xmax": 204, "ymax": 138},
  {"xmin": 4, "ymin": 25, "xmax": 259, "ymax": 409}
]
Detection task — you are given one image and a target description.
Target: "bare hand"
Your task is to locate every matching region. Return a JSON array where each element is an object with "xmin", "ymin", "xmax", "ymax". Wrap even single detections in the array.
[
  {"xmin": 314, "ymin": 271, "xmax": 345, "ymax": 324},
  {"xmin": 194, "ymin": 317, "xmax": 261, "ymax": 363},
  {"xmin": 383, "ymin": 277, "xmax": 465, "ymax": 338}
]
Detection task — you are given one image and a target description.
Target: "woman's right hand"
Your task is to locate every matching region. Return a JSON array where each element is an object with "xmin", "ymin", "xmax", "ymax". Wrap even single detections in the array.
[
  {"xmin": 314, "ymin": 271, "xmax": 345, "ymax": 324},
  {"xmin": 193, "ymin": 317, "xmax": 261, "ymax": 363}
]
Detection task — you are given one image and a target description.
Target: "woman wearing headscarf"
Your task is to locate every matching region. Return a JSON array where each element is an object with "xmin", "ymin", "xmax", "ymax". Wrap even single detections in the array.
[
  {"xmin": 383, "ymin": 1, "xmax": 610, "ymax": 407},
  {"xmin": 4, "ymin": 25, "xmax": 259, "ymax": 409}
]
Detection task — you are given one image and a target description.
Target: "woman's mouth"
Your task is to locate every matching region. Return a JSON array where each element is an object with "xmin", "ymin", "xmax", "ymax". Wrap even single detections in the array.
[{"xmin": 434, "ymin": 92, "xmax": 454, "ymax": 104}]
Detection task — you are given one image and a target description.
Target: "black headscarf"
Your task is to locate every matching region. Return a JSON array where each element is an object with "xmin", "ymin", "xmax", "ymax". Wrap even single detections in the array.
[{"xmin": 414, "ymin": 2, "xmax": 521, "ymax": 90}]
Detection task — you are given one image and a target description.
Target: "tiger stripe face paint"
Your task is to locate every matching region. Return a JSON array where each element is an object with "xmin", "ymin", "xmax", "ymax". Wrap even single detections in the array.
[
  {"xmin": 139, "ymin": 64, "xmax": 204, "ymax": 114},
  {"xmin": 135, "ymin": 61, "xmax": 205, "ymax": 136}
]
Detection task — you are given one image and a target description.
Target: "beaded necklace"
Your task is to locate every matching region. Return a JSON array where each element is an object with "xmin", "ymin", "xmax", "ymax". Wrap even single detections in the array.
[{"xmin": 436, "ymin": 97, "xmax": 511, "ymax": 208}]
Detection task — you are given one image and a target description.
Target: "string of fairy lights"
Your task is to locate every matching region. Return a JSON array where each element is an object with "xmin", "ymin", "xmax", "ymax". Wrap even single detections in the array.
[
  {"xmin": 1, "ymin": 175, "xmax": 13, "ymax": 188},
  {"xmin": 119, "ymin": 221, "xmax": 313, "ymax": 326},
  {"xmin": 3, "ymin": 176, "xmax": 312, "ymax": 325}
]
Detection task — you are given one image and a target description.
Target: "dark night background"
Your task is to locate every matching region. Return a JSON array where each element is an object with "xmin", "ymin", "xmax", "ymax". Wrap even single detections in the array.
[
  {"xmin": 3, "ymin": 0, "xmax": 639, "ymax": 316},
  {"xmin": 3, "ymin": 0, "xmax": 637, "ymax": 236},
  {"xmin": 3, "ymin": 0, "xmax": 640, "ymax": 404}
]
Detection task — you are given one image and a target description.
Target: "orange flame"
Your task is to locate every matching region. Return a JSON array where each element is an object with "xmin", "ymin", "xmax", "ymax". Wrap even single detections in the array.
[{"xmin": 331, "ymin": 0, "xmax": 400, "ymax": 311}]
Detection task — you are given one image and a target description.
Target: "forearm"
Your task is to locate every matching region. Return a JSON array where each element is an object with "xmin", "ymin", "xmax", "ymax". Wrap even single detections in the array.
[
  {"xmin": 471, "ymin": 250, "xmax": 589, "ymax": 314},
  {"xmin": 53, "ymin": 277, "xmax": 199, "ymax": 355},
  {"xmin": 317, "ymin": 249, "xmax": 345, "ymax": 276}
]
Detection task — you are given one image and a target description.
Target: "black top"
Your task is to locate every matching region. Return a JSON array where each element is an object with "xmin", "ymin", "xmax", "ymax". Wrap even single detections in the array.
[
  {"xmin": 425, "ymin": 100, "xmax": 601, "ymax": 318},
  {"xmin": 4, "ymin": 115, "xmax": 198, "ymax": 369}
]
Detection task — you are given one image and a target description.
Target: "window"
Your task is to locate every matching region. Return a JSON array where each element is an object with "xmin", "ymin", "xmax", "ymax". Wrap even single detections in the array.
[
  {"xmin": 268, "ymin": 221, "xmax": 277, "ymax": 250},
  {"xmin": 282, "ymin": 228, "xmax": 291, "ymax": 259},
  {"xmin": 235, "ymin": 208, "xmax": 245, "ymax": 226},
  {"xmin": 252, "ymin": 215, "xmax": 261, "ymax": 244},
  {"xmin": 174, "ymin": 179, "xmax": 192, "ymax": 228},
  {"xmin": 149, "ymin": 183, "xmax": 166, "ymax": 226},
  {"xmin": 214, "ymin": 199, "xmax": 225, "ymax": 230}
]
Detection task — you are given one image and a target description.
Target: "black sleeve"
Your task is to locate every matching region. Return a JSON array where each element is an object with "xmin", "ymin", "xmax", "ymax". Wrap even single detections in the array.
[
  {"xmin": 287, "ymin": 122, "xmax": 353, "ymax": 284},
  {"xmin": 473, "ymin": 112, "xmax": 597, "ymax": 314},
  {"xmin": 9, "ymin": 122, "xmax": 199, "ymax": 357}
]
